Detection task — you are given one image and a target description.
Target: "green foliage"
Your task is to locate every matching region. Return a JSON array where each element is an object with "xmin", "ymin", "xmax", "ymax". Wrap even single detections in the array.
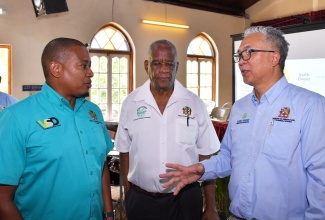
[{"xmin": 215, "ymin": 176, "xmax": 231, "ymax": 219}]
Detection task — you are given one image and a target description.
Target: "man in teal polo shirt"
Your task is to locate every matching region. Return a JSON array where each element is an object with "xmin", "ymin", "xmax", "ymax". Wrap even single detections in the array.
[{"xmin": 0, "ymin": 38, "xmax": 115, "ymax": 219}]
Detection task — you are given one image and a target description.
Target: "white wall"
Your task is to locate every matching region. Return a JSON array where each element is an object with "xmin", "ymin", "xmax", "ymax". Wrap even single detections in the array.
[
  {"xmin": 0, "ymin": 0, "xmax": 246, "ymax": 106},
  {"xmin": 1, "ymin": 0, "xmax": 325, "ymax": 105}
]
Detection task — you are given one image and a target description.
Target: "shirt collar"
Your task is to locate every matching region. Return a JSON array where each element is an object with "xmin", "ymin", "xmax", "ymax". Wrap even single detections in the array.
[
  {"xmin": 252, "ymin": 76, "xmax": 288, "ymax": 106},
  {"xmin": 42, "ymin": 82, "xmax": 86, "ymax": 111},
  {"xmin": 133, "ymin": 79, "xmax": 189, "ymax": 102}
]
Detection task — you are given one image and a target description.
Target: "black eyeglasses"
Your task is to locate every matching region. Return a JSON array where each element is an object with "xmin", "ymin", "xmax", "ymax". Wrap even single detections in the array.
[{"xmin": 233, "ymin": 49, "xmax": 275, "ymax": 63}]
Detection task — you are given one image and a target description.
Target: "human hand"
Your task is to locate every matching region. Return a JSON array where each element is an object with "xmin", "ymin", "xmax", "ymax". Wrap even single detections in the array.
[{"xmin": 159, "ymin": 163, "xmax": 205, "ymax": 196}]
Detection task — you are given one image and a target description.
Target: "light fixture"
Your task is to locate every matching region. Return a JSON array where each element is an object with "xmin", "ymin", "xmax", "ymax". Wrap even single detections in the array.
[
  {"xmin": 0, "ymin": 7, "xmax": 6, "ymax": 15},
  {"xmin": 142, "ymin": 20, "xmax": 189, "ymax": 29}
]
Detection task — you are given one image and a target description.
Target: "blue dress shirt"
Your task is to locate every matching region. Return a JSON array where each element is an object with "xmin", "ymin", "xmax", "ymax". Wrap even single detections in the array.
[
  {"xmin": 200, "ymin": 77, "xmax": 325, "ymax": 220},
  {"xmin": 0, "ymin": 91, "xmax": 17, "ymax": 108}
]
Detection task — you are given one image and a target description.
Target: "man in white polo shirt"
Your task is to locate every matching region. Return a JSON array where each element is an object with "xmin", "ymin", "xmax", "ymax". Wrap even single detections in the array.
[{"xmin": 115, "ymin": 39, "xmax": 220, "ymax": 220}]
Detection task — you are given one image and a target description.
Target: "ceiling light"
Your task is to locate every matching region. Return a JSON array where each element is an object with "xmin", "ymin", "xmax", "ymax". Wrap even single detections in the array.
[{"xmin": 142, "ymin": 20, "xmax": 189, "ymax": 29}]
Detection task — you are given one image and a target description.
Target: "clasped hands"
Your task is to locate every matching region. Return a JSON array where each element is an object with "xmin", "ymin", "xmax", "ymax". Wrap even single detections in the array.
[{"xmin": 159, "ymin": 162, "xmax": 205, "ymax": 195}]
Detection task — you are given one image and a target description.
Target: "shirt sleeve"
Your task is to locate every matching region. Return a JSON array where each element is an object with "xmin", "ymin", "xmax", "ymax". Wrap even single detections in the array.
[
  {"xmin": 301, "ymin": 96, "xmax": 325, "ymax": 219},
  {"xmin": 199, "ymin": 124, "xmax": 232, "ymax": 181},
  {"xmin": 196, "ymin": 98, "xmax": 220, "ymax": 155},
  {"xmin": 0, "ymin": 109, "xmax": 25, "ymax": 185}
]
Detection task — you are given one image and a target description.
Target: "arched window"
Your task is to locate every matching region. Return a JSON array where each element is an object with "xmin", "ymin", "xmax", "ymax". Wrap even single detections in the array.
[
  {"xmin": 89, "ymin": 23, "xmax": 134, "ymax": 121},
  {"xmin": 186, "ymin": 34, "xmax": 217, "ymax": 103}
]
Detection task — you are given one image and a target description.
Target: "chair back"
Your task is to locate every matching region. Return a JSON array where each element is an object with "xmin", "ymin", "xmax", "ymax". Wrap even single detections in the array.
[{"xmin": 210, "ymin": 107, "xmax": 231, "ymax": 122}]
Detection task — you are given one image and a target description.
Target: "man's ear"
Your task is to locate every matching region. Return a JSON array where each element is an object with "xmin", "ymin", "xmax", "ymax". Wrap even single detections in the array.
[
  {"xmin": 272, "ymin": 52, "xmax": 281, "ymax": 67},
  {"xmin": 49, "ymin": 61, "xmax": 62, "ymax": 78},
  {"xmin": 144, "ymin": 60, "xmax": 149, "ymax": 73}
]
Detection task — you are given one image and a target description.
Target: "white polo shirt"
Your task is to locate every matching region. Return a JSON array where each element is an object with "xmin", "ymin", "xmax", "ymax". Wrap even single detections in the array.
[{"xmin": 115, "ymin": 79, "xmax": 220, "ymax": 193}]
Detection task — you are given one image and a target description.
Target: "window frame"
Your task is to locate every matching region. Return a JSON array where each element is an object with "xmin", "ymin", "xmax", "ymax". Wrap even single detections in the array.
[
  {"xmin": 89, "ymin": 23, "xmax": 134, "ymax": 121},
  {"xmin": 0, "ymin": 44, "xmax": 13, "ymax": 94},
  {"xmin": 186, "ymin": 34, "xmax": 217, "ymax": 102}
]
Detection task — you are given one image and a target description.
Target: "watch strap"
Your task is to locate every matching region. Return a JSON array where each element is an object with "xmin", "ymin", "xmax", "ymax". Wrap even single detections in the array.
[{"xmin": 102, "ymin": 211, "xmax": 115, "ymax": 219}]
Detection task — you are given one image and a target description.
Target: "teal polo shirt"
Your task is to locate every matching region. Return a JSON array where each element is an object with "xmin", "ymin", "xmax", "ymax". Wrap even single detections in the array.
[{"xmin": 0, "ymin": 83, "xmax": 113, "ymax": 220}]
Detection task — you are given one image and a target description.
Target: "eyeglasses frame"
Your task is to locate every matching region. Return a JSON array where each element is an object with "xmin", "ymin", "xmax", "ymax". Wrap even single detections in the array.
[{"xmin": 233, "ymin": 49, "xmax": 275, "ymax": 63}]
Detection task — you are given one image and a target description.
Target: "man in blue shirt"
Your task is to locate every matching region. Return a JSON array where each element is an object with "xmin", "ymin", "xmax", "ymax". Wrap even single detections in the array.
[
  {"xmin": 0, "ymin": 38, "xmax": 115, "ymax": 220},
  {"xmin": 160, "ymin": 26, "xmax": 325, "ymax": 220}
]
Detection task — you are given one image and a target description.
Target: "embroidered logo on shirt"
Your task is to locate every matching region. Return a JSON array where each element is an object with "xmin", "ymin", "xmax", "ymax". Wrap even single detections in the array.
[
  {"xmin": 89, "ymin": 110, "xmax": 98, "ymax": 121},
  {"xmin": 37, "ymin": 117, "xmax": 61, "ymax": 129},
  {"xmin": 89, "ymin": 110, "xmax": 102, "ymax": 124},
  {"xmin": 134, "ymin": 106, "xmax": 150, "ymax": 121},
  {"xmin": 178, "ymin": 106, "xmax": 195, "ymax": 126},
  {"xmin": 278, "ymin": 107, "xmax": 290, "ymax": 118},
  {"xmin": 236, "ymin": 113, "xmax": 249, "ymax": 124},
  {"xmin": 182, "ymin": 106, "xmax": 192, "ymax": 116},
  {"xmin": 137, "ymin": 106, "xmax": 147, "ymax": 117},
  {"xmin": 272, "ymin": 107, "xmax": 295, "ymax": 123}
]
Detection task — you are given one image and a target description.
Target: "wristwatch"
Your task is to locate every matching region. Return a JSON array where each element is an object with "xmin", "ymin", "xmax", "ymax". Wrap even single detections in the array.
[{"xmin": 102, "ymin": 211, "xmax": 115, "ymax": 219}]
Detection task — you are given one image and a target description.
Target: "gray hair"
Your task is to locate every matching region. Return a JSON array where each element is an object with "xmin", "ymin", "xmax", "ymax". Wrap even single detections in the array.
[
  {"xmin": 147, "ymin": 39, "xmax": 178, "ymax": 63},
  {"xmin": 244, "ymin": 26, "xmax": 289, "ymax": 71}
]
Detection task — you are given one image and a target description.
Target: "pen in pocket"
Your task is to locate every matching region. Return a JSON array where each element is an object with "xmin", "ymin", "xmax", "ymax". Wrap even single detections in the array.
[{"xmin": 268, "ymin": 119, "xmax": 274, "ymax": 133}]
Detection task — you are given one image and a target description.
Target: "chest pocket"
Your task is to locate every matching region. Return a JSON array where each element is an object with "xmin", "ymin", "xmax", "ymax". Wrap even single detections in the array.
[
  {"xmin": 175, "ymin": 117, "xmax": 198, "ymax": 145},
  {"xmin": 90, "ymin": 126, "xmax": 107, "ymax": 156},
  {"xmin": 262, "ymin": 120, "xmax": 295, "ymax": 160}
]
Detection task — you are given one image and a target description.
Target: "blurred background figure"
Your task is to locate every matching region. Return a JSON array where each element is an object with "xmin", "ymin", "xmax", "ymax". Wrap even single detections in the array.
[{"xmin": 0, "ymin": 76, "xmax": 18, "ymax": 110}]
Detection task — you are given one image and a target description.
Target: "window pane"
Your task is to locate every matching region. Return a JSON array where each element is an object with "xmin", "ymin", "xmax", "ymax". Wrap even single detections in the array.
[
  {"xmin": 91, "ymin": 89, "xmax": 98, "ymax": 103},
  {"xmin": 99, "ymin": 103, "xmax": 108, "ymax": 118},
  {"xmin": 99, "ymin": 74, "xmax": 107, "ymax": 88},
  {"xmin": 112, "ymin": 89, "xmax": 119, "ymax": 103},
  {"xmin": 91, "ymin": 56, "xmax": 99, "ymax": 72},
  {"xmin": 200, "ymin": 61, "xmax": 206, "ymax": 73},
  {"xmin": 192, "ymin": 73, "xmax": 198, "ymax": 86},
  {"xmin": 92, "ymin": 73, "xmax": 99, "ymax": 88},
  {"xmin": 120, "ymin": 57, "xmax": 128, "ymax": 73},
  {"xmin": 99, "ymin": 89, "xmax": 107, "ymax": 103},
  {"xmin": 200, "ymin": 74, "xmax": 206, "ymax": 87},
  {"xmin": 112, "ymin": 57, "xmax": 119, "ymax": 73},
  {"xmin": 191, "ymin": 61, "xmax": 198, "ymax": 74},
  {"xmin": 112, "ymin": 104, "xmax": 120, "ymax": 119},
  {"xmin": 99, "ymin": 56, "xmax": 108, "ymax": 73},
  {"xmin": 188, "ymin": 87, "xmax": 198, "ymax": 95},
  {"xmin": 112, "ymin": 74, "xmax": 119, "ymax": 88},
  {"xmin": 90, "ymin": 26, "xmax": 130, "ymax": 52},
  {"xmin": 120, "ymin": 89, "xmax": 127, "ymax": 102},
  {"xmin": 186, "ymin": 60, "xmax": 192, "ymax": 74},
  {"xmin": 201, "ymin": 41, "xmax": 213, "ymax": 56},
  {"xmin": 200, "ymin": 87, "xmax": 212, "ymax": 100},
  {"xmin": 206, "ymin": 61, "xmax": 212, "ymax": 74},
  {"xmin": 120, "ymin": 74, "xmax": 127, "ymax": 88},
  {"xmin": 187, "ymin": 36, "xmax": 213, "ymax": 56}
]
